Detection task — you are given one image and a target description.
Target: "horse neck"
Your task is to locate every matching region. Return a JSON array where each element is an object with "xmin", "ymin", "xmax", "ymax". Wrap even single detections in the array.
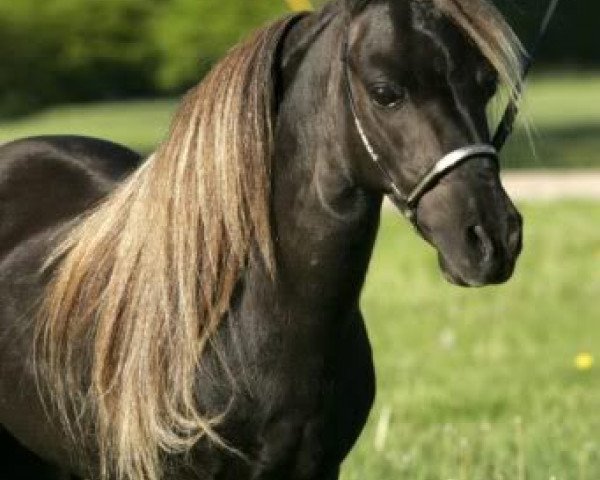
[{"xmin": 270, "ymin": 16, "xmax": 383, "ymax": 313}]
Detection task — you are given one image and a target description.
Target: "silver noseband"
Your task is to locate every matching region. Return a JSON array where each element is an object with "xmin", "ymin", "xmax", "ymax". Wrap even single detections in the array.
[{"xmin": 403, "ymin": 144, "xmax": 499, "ymax": 220}]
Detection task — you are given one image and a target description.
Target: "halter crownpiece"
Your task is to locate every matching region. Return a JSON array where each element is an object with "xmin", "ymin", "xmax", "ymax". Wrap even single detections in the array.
[{"xmin": 342, "ymin": 0, "xmax": 560, "ymax": 222}]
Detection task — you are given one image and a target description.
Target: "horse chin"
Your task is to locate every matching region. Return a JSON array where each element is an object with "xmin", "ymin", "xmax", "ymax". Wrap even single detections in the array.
[{"xmin": 437, "ymin": 254, "xmax": 490, "ymax": 288}]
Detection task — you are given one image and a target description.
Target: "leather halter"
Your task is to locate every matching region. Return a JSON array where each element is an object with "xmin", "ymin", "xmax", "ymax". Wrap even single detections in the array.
[{"xmin": 341, "ymin": 0, "xmax": 560, "ymax": 223}]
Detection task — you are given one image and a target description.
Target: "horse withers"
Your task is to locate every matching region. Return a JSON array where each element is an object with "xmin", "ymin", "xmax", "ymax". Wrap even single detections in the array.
[{"xmin": 0, "ymin": 1, "xmax": 523, "ymax": 479}]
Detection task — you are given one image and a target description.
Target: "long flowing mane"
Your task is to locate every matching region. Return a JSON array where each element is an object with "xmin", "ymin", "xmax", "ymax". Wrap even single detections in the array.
[{"xmin": 36, "ymin": 15, "xmax": 296, "ymax": 480}]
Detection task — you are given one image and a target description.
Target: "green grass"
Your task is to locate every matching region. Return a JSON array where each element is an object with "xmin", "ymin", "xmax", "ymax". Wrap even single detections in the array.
[
  {"xmin": 0, "ymin": 73, "xmax": 599, "ymax": 168},
  {"xmin": 501, "ymin": 73, "xmax": 600, "ymax": 169},
  {"xmin": 341, "ymin": 202, "xmax": 600, "ymax": 480},
  {"xmin": 0, "ymin": 99, "xmax": 177, "ymax": 154}
]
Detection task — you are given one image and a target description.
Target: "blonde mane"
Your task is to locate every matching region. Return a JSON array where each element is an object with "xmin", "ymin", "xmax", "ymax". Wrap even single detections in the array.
[
  {"xmin": 34, "ymin": 2, "xmax": 523, "ymax": 480},
  {"xmin": 36, "ymin": 16, "xmax": 295, "ymax": 480},
  {"xmin": 431, "ymin": 0, "xmax": 524, "ymax": 98}
]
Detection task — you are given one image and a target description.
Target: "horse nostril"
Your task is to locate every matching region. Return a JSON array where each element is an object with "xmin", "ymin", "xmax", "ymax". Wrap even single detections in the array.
[{"xmin": 466, "ymin": 225, "xmax": 494, "ymax": 264}]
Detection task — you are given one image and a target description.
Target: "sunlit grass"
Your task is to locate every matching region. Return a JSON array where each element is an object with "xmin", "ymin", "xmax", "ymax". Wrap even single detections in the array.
[
  {"xmin": 0, "ymin": 99, "xmax": 176, "ymax": 154},
  {"xmin": 495, "ymin": 72, "xmax": 600, "ymax": 169},
  {"xmin": 342, "ymin": 202, "xmax": 600, "ymax": 479},
  {"xmin": 0, "ymin": 73, "xmax": 599, "ymax": 168},
  {"xmin": 522, "ymin": 73, "xmax": 600, "ymax": 129}
]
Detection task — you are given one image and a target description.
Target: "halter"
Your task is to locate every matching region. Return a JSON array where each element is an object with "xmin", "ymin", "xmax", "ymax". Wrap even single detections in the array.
[{"xmin": 342, "ymin": 0, "xmax": 561, "ymax": 222}]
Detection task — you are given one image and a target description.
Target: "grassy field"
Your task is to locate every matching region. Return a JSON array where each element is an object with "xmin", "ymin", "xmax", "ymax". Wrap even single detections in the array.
[
  {"xmin": 0, "ymin": 99, "xmax": 177, "ymax": 155},
  {"xmin": 0, "ymin": 73, "xmax": 598, "ymax": 169},
  {"xmin": 342, "ymin": 203, "xmax": 600, "ymax": 480}
]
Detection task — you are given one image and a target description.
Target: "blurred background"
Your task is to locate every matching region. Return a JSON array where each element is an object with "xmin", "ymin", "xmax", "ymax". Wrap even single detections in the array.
[
  {"xmin": 0, "ymin": 0, "xmax": 598, "ymax": 169},
  {"xmin": 0, "ymin": 0, "xmax": 598, "ymax": 478}
]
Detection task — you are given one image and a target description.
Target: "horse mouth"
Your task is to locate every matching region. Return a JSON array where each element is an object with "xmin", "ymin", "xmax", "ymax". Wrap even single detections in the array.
[
  {"xmin": 437, "ymin": 253, "xmax": 515, "ymax": 288},
  {"xmin": 439, "ymin": 256, "xmax": 478, "ymax": 287}
]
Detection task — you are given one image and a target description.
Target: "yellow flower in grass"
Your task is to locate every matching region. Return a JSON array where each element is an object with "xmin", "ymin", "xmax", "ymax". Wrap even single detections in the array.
[
  {"xmin": 575, "ymin": 353, "xmax": 594, "ymax": 371},
  {"xmin": 285, "ymin": 0, "xmax": 314, "ymax": 11}
]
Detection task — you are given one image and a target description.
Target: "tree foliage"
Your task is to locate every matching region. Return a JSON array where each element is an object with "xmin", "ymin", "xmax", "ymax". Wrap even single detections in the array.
[
  {"xmin": 0, "ymin": 0, "xmax": 596, "ymax": 117},
  {"xmin": 0, "ymin": 0, "xmax": 160, "ymax": 116},
  {"xmin": 150, "ymin": 0, "xmax": 288, "ymax": 90},
  {"xmin": 0, "ymin": 0, "xmax": 287, "ymax": 116},
  {"xmin": 496, "ymin": 0, "xmax": 596, "ymax": 67}
]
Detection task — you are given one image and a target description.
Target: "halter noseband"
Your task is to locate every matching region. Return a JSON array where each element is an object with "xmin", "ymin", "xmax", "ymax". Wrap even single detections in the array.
[{"xmin": 342, "ymin": 0, "xmax": 560, "ymax": 223}]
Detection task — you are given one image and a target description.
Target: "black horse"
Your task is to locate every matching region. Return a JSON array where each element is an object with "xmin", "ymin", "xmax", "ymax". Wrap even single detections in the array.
[{"xmin": 0, "ymin": 0, "xmax": 523, "ymax": 479}]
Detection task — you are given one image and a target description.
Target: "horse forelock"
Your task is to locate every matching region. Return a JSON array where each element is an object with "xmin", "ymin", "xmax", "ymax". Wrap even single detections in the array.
[
  {"xmin": 346, "ymin": 0, "xmax": 523, "ymax": 97},
  {"xmin": 35, "ymin": 15, "xmax": 297, "ymax": 480},
  {"xmin": 427, "ymin": 0, "xmax": 524, "ymax": 97}
]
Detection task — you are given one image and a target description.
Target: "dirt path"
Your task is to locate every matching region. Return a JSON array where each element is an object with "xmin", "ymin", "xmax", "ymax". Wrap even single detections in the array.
[
  {"xmin": 501, "ymin": 170, "xmax": 600, "ymax": 201},
  {"xmin": 382, "ymin": 170, "xmax": 600, "ymax": 210}
]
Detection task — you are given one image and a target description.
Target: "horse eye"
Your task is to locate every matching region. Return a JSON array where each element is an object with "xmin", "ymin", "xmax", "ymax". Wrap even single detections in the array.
[
  {"xmin": 476, "ymin": 68, "xmax": 499, "ymax": 97},
  {"xmin": 368, "ymin": 83, "xmax": 407, "ymax": 109}
]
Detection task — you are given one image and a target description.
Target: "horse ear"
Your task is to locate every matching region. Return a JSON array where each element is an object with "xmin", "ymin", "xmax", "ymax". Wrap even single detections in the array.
[{"xmin": 277, "ymin": 11, "xmax": 335, "ymax": 93}]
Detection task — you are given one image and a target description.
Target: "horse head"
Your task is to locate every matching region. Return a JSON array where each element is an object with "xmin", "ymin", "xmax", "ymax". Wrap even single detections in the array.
[{"xmin": 339, "ymin": 0, "xmax": 524, "ymax": 286}]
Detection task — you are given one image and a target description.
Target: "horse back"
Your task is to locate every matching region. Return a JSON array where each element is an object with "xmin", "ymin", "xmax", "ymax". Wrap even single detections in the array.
[{"xmin": 0, "ymin": 135, "xmax": 142, "ymax": 259}]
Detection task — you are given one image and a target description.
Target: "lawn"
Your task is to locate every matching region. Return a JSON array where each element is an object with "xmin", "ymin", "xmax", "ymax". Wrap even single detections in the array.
[
  {"xmin": 0, "ymin": 73, "xmax": 599, "ymax": 169},
  {"xmin": 0, "ymin": 99, "xmax": 177, "ymax": 155},
  {"xmin": 342, "ymin": 202, "xmax": 600, "ymax": 480}
]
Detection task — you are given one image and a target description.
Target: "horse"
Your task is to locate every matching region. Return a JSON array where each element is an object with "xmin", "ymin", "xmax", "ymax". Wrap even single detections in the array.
[{"xmin": 0, "ymin": 0, "xmax": 524, "ymax": 478}]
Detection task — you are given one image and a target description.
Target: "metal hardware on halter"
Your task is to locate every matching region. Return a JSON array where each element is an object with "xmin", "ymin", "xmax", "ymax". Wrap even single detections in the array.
[{"xmin": 341, "ymin": 0, "xmax": 560, "ymax": 223}]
